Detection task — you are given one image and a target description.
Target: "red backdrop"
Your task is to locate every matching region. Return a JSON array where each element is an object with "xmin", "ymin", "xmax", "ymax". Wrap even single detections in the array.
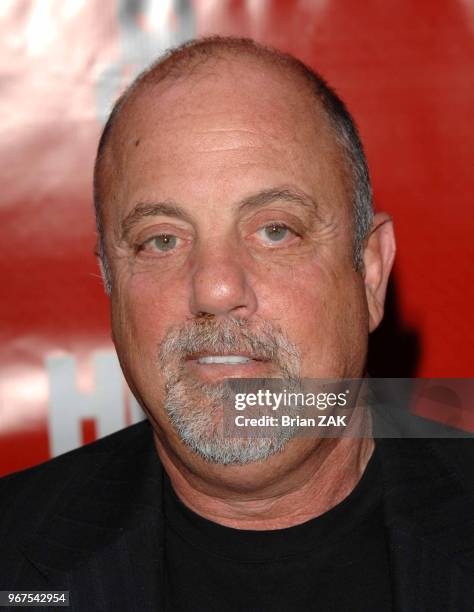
[{"xmin": 1, "ymin": 0, "xmax": 473, "ymax": 477}]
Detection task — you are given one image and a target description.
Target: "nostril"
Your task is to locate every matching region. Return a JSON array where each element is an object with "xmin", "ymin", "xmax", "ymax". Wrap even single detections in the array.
[{"xmin": 196, "ymin": 312, "xmax": 215, "ymax": 319}]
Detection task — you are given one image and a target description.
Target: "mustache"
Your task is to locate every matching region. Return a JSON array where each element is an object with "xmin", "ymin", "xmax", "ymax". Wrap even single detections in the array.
[{"xmin": 159, "ymin": 317, "xmax": 300, "ymax": 375}]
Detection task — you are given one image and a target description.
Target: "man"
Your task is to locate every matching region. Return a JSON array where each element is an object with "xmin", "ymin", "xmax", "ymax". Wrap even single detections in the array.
[{"xmin": 0, "ymin": 37, "xmax": 472, "ymax": 611}]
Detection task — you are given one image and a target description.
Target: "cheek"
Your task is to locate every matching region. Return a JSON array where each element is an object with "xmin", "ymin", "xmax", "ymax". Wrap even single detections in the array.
[
  {"xmin": 255, "ymin": 262, "xmax": 368, "ymax": 377},
  {"xmin": 111, "ymin": 268, "xmax": 189, "ymax": 361}
]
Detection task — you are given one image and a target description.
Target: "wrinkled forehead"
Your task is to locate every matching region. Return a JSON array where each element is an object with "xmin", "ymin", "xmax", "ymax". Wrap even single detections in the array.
[
  {"xmin": 113, "ymin": 57, "xmax": 334, "ymax": 161},
  {"xmin": 98, "ymin": 55, "xmax": 348, "ymax": 216}
]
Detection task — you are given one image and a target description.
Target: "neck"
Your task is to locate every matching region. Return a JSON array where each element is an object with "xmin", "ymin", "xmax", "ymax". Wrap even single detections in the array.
[{"xmin": 154, "ymin": 434, "xmax": 374, "ymax": 530}]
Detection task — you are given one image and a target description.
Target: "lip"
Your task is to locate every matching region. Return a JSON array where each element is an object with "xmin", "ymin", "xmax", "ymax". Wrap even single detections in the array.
[
  {"xmin": 184, "ymin": 353, "xmax": 271, "ymax": 382},
  {"xmin": 186, "ymin": 352, "xmax": 265, "ymax": 362},
  {"xmin": 195, "ymin": 356, "xmax": 252, "ymax": 365}
]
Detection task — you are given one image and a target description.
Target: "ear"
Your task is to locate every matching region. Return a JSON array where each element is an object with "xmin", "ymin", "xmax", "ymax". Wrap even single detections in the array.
[{"xmin": 363, "ymin": 212, "xmax": 396, "ymax": 332}]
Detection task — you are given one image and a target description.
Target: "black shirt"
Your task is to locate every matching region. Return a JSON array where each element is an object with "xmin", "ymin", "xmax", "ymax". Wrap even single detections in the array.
[{"xmin": 164, "ymin": 448, "xmax": 392, "ymax": 611}]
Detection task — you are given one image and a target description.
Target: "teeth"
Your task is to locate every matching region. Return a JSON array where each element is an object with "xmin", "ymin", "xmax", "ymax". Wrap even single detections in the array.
[{"xmin": 197, "ymin": 355, "xmax": 251, "ymax": 365}]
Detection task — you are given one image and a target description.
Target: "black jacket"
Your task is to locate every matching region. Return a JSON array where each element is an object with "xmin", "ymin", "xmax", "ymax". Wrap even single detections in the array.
[{"xmin": 1, "ymin": 420, "xmax": 473, "ymax": 611}]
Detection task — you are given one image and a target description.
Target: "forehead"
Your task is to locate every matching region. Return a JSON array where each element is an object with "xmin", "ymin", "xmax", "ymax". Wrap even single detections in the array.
[
  {"xmin": 123, "ymin": 55, "xmax": 320, "ymax": 127},
  {"xmin": 101, "ymin": 56, "xmax": 349, "ymax": 221}
]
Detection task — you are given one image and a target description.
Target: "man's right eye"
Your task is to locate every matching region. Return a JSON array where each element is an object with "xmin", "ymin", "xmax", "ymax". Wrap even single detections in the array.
[{"xmin": 142, "ymin": 234, "xmax": 179, "ymax": 252}]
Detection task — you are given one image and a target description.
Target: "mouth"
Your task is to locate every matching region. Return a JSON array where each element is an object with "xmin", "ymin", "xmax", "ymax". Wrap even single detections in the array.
[
  {"xmin": 194, "ymin": 355, "xmax": 253, "ymax": 365},
  {"xmin": 184, "ymin": 352, "xmax": 269, "ymax": 380},
  {"xmin": 186, "ymin": 351, "xmax": 266, "ymax": 363}
]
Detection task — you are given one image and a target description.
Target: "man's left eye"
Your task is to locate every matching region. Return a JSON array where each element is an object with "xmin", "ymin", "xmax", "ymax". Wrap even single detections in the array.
[{"xmin": 257, "ymin": 223, "xmax": 293, "ymax": 244}]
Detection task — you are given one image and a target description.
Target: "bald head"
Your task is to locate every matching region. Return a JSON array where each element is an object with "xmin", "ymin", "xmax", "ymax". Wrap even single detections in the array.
[{"xmin": 93, "ymin": 37, "xmax": 373, "ymax": 292}]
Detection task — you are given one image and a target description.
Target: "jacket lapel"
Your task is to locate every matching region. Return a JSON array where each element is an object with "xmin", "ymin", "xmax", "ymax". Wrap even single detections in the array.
[
  {"xmin": 377, "ymin": 438, "xmax": 474, "ymax": 612},
  {"xmin": 21, "ymin": 422, "xmax": 165, "ymax": 611}
]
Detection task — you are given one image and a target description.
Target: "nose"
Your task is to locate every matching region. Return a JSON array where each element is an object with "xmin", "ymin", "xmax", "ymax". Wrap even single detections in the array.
[{"xmin": 189, "ymin": 243, "xmax": 258, "ymax": 319}]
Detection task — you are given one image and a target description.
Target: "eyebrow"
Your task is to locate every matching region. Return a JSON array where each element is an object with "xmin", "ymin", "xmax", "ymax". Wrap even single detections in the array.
[
  {"xmin": 121, "ymin": 186, "xmax": 319, "ymax": 240},
  {"xmin": 238, "ymin": 187, "xmax": 319, "ymax": 215},
  {"xmin": 121, "ymin": 201, "xmax": 193, "ymax": 240}
]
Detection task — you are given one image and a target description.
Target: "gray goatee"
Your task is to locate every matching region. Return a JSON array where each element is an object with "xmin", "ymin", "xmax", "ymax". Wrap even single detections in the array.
[{"xmin": 159, "ymin": 317, "xmax": 301, "ymax": 465}]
